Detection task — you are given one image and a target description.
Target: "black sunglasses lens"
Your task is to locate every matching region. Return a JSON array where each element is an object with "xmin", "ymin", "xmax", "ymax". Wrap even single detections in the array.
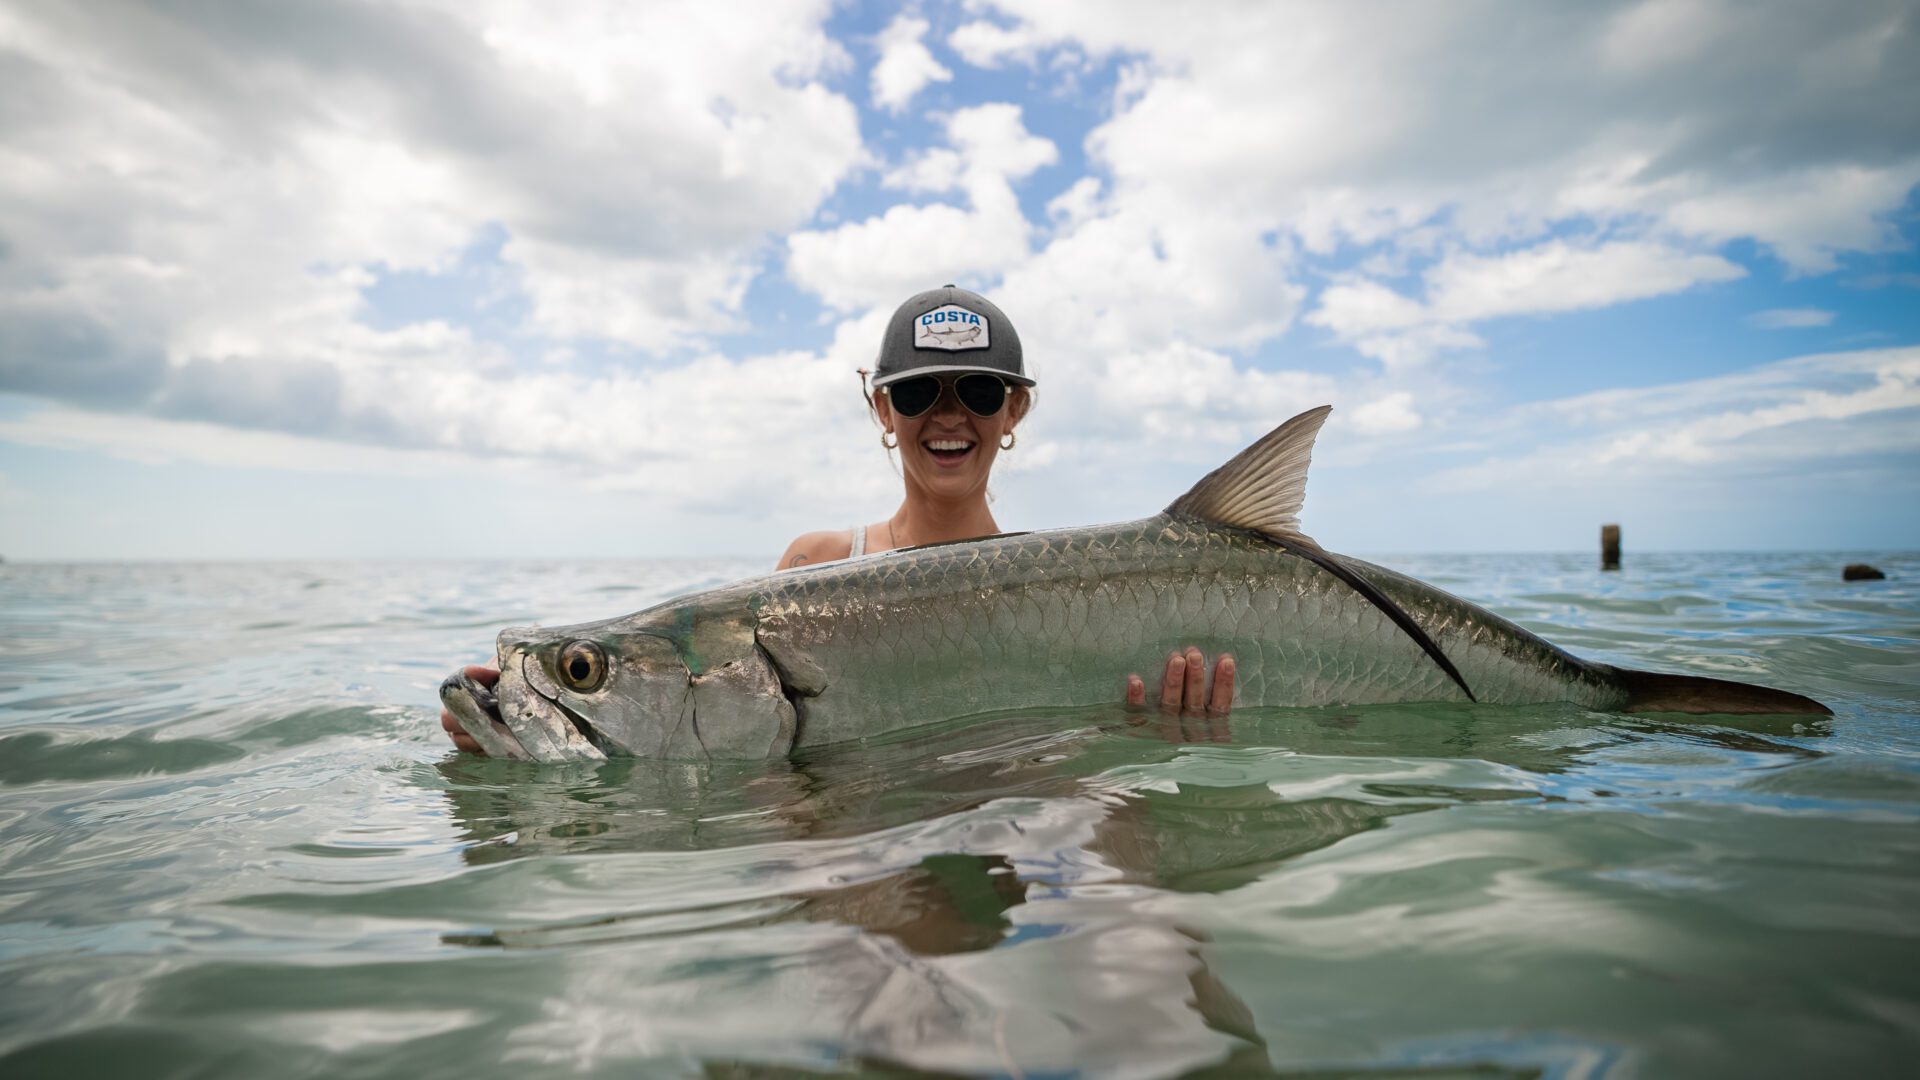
[
  {"xmin": 955, "ymin": 375, "xmax": 1007, "ymax": 416},
  {"xmin": 888, "ymin": 377, "xmax": 940, "ymax": 417}
]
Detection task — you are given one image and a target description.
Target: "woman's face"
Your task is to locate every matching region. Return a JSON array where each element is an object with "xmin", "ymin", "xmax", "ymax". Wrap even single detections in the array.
[{"xmin": 875, "ymin": 378, "xmax": 1028, "ymax": 501}]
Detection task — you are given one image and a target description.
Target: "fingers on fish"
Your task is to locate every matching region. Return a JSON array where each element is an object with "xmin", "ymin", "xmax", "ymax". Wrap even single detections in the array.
[
  {"xmin": 1160, "ymin": 652, "xmax": 1187, "ymax": 710},
  {"xmin": 1182, "ymin": 646, "xmax": 1206, "ymax": 708},
  {"xmin": 1207, "ymin": 654, "xmax": 1235, "ymax": 716}
]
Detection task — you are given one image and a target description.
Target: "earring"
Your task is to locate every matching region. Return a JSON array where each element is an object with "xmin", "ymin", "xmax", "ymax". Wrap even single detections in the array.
[
  {"xmin": 882, "ymin": 431, "xmax": 898, "ymax": 449},
  {"xmin": 999, "ymin": 432, "xmax": 1016, "ymax": 450}
]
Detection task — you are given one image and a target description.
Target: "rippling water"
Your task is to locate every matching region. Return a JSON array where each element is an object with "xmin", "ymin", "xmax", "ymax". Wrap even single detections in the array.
[{"xmin": 1, "ymin": 553, "xmax": 1915, "ymax": 1077}]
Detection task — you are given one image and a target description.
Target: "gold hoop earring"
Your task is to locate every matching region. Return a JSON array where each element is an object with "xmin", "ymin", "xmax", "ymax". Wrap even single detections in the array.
[
  {"xmin": 999, "ymin": 432, "xmax": 1016, "ymax": 450},
  {"xmin": 881, "ymin": 431, "xmax": 898, "ymax": 450}
]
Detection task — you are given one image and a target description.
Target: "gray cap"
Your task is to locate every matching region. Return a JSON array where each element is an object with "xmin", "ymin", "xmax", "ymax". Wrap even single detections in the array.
[{"xmin": 872, "ymin": 285, "xmax": 1032, "ymax": 388}]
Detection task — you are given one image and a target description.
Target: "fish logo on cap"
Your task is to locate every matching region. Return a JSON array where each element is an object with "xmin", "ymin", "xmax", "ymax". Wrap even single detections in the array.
[{"xmin": 914, "ymin": 304, "xmax": 990, "ymax": 352}]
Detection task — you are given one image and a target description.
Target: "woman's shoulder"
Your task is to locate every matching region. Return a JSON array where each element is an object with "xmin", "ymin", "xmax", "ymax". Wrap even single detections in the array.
[{"xmin": 775, "ymin": 529, "xmax": 854, "ymax": 571}]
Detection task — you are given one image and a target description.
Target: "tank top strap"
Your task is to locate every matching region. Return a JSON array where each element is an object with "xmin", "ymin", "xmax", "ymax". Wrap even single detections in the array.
[{"xmin": 848, "ymin": 524, "xmax": 866, "ymax": 557}]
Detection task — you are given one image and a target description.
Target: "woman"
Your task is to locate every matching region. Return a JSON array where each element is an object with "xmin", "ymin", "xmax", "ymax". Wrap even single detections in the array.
[{"xmin": 440, "ymin": 286, "xmax": 1231, "ymax": 755}]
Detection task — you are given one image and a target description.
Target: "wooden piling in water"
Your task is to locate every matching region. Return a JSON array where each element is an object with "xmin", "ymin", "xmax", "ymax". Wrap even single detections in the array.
[{"xmin": 1601, "ymin": 524, "xmax": 1621, "ymax": 571}]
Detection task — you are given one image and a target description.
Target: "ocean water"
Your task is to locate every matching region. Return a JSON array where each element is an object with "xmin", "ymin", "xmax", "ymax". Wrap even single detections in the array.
[{"xmin": 0, "ymin": 552, "xmax": 1915, "ymax": 1078}]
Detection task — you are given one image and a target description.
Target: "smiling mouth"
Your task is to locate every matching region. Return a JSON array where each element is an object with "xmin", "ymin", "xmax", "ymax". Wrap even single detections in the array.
[{"xmin": 923, "ymin": 438, "xmax": 976, "ymax": 465}]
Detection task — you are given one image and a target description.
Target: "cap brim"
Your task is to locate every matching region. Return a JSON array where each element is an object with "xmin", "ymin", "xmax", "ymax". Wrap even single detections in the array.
[{"xmin": 870, "ymin": 363, "xmax": 1035, "ymax": 388}]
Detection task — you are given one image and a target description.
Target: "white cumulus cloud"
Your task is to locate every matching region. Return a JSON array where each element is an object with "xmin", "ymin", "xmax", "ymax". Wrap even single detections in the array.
[
  {"xmin": 1308, "ymin": 240, "xmax": 1746, "ymax": 366},
  {"xmin": 871, "ymin": 14, "xmax": 953, "ymax": 113},
  {"xmin": 3, "ymin": 0, "xmax": 1917, "ymax": 557},
  {"xmin": 787, "ymin": 103, "xmax": 1056, "ymax": 310},
  {"xmin": 1434, "ymin": 346, "xmax": 1920, "ymax": 490},
  {"xmin": 966, "ymin": 0, "xmax": 1920, "ymax": 279},
  {"xmin": 1350, "ymin": 392, "xmax": 1424, "ymax": 436},
  {"xmin": 947, "ymin": 18, "xmax": 1050, "ymax": 68},
  {"xmin": 0, "ymin": 0, "xmax": 865, "ymax": 422}
]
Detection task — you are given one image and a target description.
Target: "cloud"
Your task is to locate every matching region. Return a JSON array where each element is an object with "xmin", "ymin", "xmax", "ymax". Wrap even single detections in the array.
[
  {"xmin": 1308, "ymin": 240, "xmax": 1745, "ymax": 366},
  {"xmin": 1350, "ymin": 392, "xmax": 1423, "ymax": 436},
  {"xmin": 787, "ymin": 103, "xmax": 1056, "ymax": 310},
  {"xmin": 1653, "ymin": 165, "xmax": 1920, "ymax": 274},
  {"xmin": 947, "ymin": 19, "xmax": 1049, "ymax": 68},
  {"xmin": 1433, "ymin": 346, "xmax": 1920, "ymax": 490},
  {"xmin": 928, "ymin": 1, "xmax": 1915, "ymax": 398},
  {"xmin": 964, "ymin": 1, "xmax": 1920, "ymax": 271},
  {"xmin": 0, "ymin": 307, "xmax": 168, "ymax": 406},
  {"xmin": 1749, "ymin": 307, "xmax": 1837, "ymax": 330},
  {"xmin": 0, "ymin": 0, "xmax": 887, "ymax": 518},
  {"xmin": 871, "ymin": 14, "xmax": 952, "ymax": 113},
  {"xmin": 1425, "ymin": 242, "xmax": 1745, "ymax": 322},
  {"xmin": 0, "ymin": 406, "xmax": 494, "ymax": 476},
  {"xmin": 0, "ymin": 309, "xmax": 907, "ymax": 520},
  {"xmin": 2, "ymin": 1, "xmax": 1916, "ymax": 556},
  {"xmin": 0, "ymin": 0, "xmax": 864, "ymax": 372},
  {"xmin": 997, "ymin": 202, "xmax": 1304, "ymax": 362},
  {"xmin": 1071, "ymin": 342, "xmax": 1337, "ymax": 449}
]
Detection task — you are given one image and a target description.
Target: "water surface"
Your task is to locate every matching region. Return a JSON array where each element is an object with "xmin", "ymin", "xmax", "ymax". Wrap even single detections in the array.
[{"xmin": 1, "ymin": 553, "xmax": 1915, "ymax": 1077}]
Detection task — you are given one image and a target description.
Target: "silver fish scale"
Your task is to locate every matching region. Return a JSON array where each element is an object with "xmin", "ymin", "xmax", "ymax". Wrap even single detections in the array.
[{"xmin": 745, "ymin": 515, "xmax": 1625, "ymax": 747}]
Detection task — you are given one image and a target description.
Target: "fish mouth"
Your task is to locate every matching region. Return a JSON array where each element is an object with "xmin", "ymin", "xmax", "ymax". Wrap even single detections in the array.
[{"xmin": 439, "ymin": 668, "xmax": 532, "ymax": 760}]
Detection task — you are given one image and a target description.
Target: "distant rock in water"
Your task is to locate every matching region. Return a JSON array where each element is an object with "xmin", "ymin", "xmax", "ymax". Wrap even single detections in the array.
[{"xmin": 1843, "ymin": 563, "xmax": 1886, "ymax": 581}]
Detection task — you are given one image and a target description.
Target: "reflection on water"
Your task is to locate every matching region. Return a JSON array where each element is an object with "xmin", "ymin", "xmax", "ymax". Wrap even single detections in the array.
[
  {"xmin": 0, "ymin": 555, "xmax": 1914, "ymax": 1077},
  {"xmin": 381, "ymin": 705, "xmax": 1837, "ymax": 1075}
]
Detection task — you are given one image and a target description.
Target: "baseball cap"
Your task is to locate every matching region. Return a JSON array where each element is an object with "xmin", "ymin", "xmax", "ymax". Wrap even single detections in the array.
[{"xmin": 871, "ymin": 285, "xmax": 1033, "ymax": 388}]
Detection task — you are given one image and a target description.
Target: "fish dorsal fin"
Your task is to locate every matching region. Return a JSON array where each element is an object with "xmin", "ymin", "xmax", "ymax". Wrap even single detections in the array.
[{"xmin": 1167, "ymin": 405, "xmax": 1331, "ymax": 543}]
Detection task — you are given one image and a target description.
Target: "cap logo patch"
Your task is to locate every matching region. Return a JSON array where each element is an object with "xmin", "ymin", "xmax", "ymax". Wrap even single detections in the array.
[{"xmin": 914, "ymin": 305, "xmax": 990, "ymax": 352}]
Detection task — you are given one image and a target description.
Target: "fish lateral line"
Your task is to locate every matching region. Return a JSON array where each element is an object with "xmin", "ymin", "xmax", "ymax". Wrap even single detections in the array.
[{"xmin": 1266, "ymin": 532, "xmax": 1477, "ymax": 703}]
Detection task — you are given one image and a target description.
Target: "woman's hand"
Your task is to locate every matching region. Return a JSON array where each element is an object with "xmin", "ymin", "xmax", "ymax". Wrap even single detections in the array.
[
  {"xmin": 1126, "ymin": 647, "xmax": 1234, "ymax": 714},
  {"xmin": 439, "ymin": 664, "xmax": 498, "ymax": 755}
]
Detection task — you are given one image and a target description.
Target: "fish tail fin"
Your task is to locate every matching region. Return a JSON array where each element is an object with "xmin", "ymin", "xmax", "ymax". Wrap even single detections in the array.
[{"xmin": 1609, "ymin": 667, "xmax": 1832, "ymax": 716}]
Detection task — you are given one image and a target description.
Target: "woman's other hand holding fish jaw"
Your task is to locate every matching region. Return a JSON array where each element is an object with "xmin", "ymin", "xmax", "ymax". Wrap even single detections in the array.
[
  {"xmin": 440, "ymin": 664, "xmax": 498, "ymax": 754},
  {"xmin": 1126, "ymin": 647, "xmax": 1235, "ymax": 715}
]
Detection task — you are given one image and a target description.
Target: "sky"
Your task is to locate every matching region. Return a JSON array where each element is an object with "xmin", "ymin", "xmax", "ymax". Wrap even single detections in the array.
[{"xmin": 1, "ymin": 0, "xmax": 1917, "ymax": 561}]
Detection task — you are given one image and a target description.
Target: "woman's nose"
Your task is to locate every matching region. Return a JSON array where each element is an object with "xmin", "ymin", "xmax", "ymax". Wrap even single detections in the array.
[{"xmin": 928, "ymin": 386, "xmax": 965, "ymax": 417}]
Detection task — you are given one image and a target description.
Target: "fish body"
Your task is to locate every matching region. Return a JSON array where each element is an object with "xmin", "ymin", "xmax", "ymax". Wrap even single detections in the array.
[
  {"xmin": 754, "ymin": 516, "xmax": 1618, "ymax": 748},
  {"xmin": 441, "ymin": 408, "xmax": 1829, "ymax": 762}
]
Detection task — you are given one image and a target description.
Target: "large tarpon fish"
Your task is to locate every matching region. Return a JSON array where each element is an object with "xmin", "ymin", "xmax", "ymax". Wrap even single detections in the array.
[{"xmin": 440, "ymin": 407, "xmax": 1830, "ymax": 762}]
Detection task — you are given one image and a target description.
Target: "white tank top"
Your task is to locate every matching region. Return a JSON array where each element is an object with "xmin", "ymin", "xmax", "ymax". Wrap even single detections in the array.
[{"xmin": 849, "ymin": 524, "xmax": 866, "ymax": 557}]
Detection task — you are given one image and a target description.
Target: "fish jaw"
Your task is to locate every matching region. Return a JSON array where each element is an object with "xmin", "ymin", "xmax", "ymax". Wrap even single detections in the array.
[
  {"xmin": 429, "ymin": 625, "xmax": 609, "ymax": 763},
  {"xmin": 438, "ymin": 669, "xmax": 531, "ymax": 761}
]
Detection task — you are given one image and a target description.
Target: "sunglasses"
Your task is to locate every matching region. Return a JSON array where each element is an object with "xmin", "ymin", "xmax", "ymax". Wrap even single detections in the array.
[{"xmin": 884, "ymin": 373, "xmax": 1009, "ymax": 418}]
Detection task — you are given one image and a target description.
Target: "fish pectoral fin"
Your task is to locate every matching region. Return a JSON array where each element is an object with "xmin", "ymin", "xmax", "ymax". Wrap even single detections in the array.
[
  {"xmin": 1167, "ymin": 404, "xmax": 1330, "ymax": 545},
  {"xmin": 754, "ymin": 626, "xmax": 828, "ymax": 698}
]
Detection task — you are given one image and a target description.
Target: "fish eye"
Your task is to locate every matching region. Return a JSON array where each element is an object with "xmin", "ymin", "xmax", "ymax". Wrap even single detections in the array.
[{"xmin": 557, "ymin": 640, "xmax": 606, "ymax": 692}]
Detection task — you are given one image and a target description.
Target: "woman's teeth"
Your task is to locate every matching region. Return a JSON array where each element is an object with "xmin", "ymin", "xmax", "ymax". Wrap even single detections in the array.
[{"xmin": 924, "ymin": 439, "xmax": 975, "ymax": 464}]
